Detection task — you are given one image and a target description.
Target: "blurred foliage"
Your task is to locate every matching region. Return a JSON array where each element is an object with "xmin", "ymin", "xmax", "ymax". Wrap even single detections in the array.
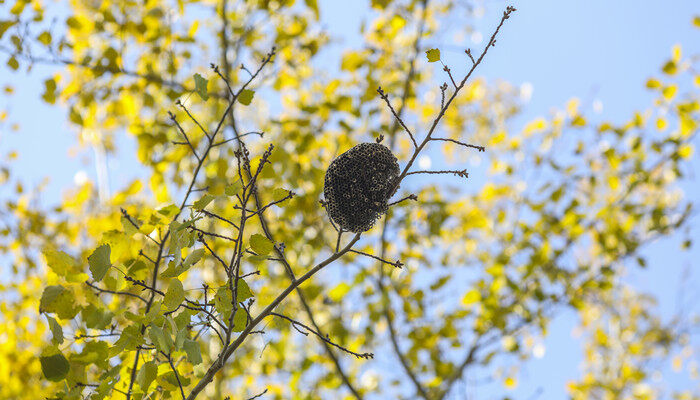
[{"xmin": 0, "ymin": 0, "xmax": 699, "ymax": 399}]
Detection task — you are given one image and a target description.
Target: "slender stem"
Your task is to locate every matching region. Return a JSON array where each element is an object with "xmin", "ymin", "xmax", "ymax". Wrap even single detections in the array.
[{"xmin": 168, "ymin": 354, "xmax": 187, "ymax": 400}]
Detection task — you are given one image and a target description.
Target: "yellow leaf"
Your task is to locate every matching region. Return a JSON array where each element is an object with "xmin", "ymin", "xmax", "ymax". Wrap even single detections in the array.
[
  {"xmin": 571, "ymin": 115, "xmax": 586, "ymax": 127},
  {"xmin": 678, "ymin": 144, "xmax": 694, "ymax": 159},
  {"xmin": 523, "ymin": 118, "xmax": 547, "ymax": 135},
  {"xmin": 662, "ymin": 61, "xmax": 678, "ymax": 75},
  {"xmin": 566, "ymin": 98, "xmax": 580, "ymax": 117},
  {"xmin": 504, "ymin": 376, "xmax": 517, "ymax": 389},
  {"xmin": 656, "ymin": 117, "xmax": 667, "ymax": 131},
  {"xmin": 672, "ymin": 44, "xmax": 682, "ymax": 62},
  {"xmin": 646, "ymin": 78, "xmax": 662, "ymax": 89},
  {"xmin": 461, "ymin": 289, "xmax": 481, "ymax": 306},
  {"xmin": 662, "ymin": 84, "xmax": 677, "ymax": 100},
  {"xmin": 425, "ymin": 48, "xmax": 440, "ymax": 63}
]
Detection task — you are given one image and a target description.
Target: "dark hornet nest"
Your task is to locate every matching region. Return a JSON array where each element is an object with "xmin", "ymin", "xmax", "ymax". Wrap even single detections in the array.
[{"xmin": 323, "ymin": 143, "xmax": 400, "ymax": 233}]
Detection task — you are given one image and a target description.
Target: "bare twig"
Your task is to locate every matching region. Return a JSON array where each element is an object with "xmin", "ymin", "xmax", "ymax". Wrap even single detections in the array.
[
  {"xmin": 167, "ymin": 354, "xmax": 187, "ymax": 400},
  {"xmin": 377, "ymin": 87, "xmax": 418, "ymax": 148},
  {"xmin": 406, "ymin": 169, "xmax": 468, "ymax": 178},
  {"xmin": 271, "ymin": 312, "xmax": 374, "ymax": 359},
  {"xmin": 350, "ymin": 249, "xmax": 403, "ymax": 268},
  {"xmin": 169, "ymin": 111, "xmax": 201, "ymax": 160},
  {"xmin": 84, "ymin": 281, "xmax": 148, "ymax": 304},
  {"xmin": 389, "ymin": 194, "xmax": 418, "ymax": 206},
  {"xmin": 431, "ymin": 137, "xmax": 485, "ymax": 152}
]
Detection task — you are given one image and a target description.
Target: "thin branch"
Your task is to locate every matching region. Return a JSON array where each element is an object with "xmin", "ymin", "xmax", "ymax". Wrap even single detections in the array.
[
  {"xmin": 335, "ymin": 230, "xmax": 344, "ymax": 253},
  {"xmin": 198, "ymin": 234, "xmax": 230, "ymax": 272},
  {"xmin": 271, "ymin": 312, "xmax": 374, "ymax": 359},
  {"xmin": 188, "ymin": 225, "xmax": 236, "ymax": 242},
  {"xmin": 84, "ymin": 281, "xmax": 148, "ymax": 304},
  {"xmin": 244, "ymin": 190, "xmax": 295, "ymax": 217},
  {"xmin": 167, "ymin": 354, "xmax": 187, "ymax": 400},
  {"xmin": 200, "ymin": 209, "xmax": 240, "ymax": 230},
  {"xmin": 431, "ymin": 137, "xmax": 485, "ymax": 152},
  {"xmin": 440, "ymin": 83, "xmax": 448, "ymax": 109},
  {"xmin": 168, "ymin": 111, "xmax": 201, "ymax": 160},
  {"xmin": 465, "ymin": 48, "xmax": 475, "ymax": 65},
  {"xmin": 441, "ymin": 61, "xmax": 458, "ymax": 89},
  {"xmin": 389, "ymin": 194, "xmax": 418, "ymax": 207},
  {"xmin": 350, "ymin": 249, "xmax": 403, "ymax": 268},
  {"xmin": 377, "ymin": 87, "xmax": 418, "ymax": 148},
  {"xmin": 406, "ymin": 169, "xmax": 468, "ymax": 178},
  {"xmin": 246, "ymin": 388, "xmax": 268, "ymax": 400},
  {"xmin": 124, "ymin": 276, "xmax": 165, "ymax": 297},
  {"xmin": 212, "ymin": 131, "xmax": 264, "ymax": 147},
  {"xmin": 138, "ymin": 250, "xmax": 156, "ymax": 265},
  {"xmin": 74, "ymin": 332, "xmax": 120, "ymax": 340},
  {"xmin": 176, "ymin": 99, "xmax": 211, "ymax": 141}
]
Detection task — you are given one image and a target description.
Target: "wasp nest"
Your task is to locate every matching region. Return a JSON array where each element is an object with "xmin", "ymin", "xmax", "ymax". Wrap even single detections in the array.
[{"xmin": 323, "ymin": 143, "xmax": 400, "ymax": 233}]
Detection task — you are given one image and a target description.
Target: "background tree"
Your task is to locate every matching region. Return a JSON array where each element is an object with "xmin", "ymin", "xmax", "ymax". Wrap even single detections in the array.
[{"xmin": 0, "ymin": 1, "xmax": 698, "ymax": 399}]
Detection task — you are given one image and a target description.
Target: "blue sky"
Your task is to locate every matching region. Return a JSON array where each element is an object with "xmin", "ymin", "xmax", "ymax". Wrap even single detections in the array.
[{"xmin": 1, "ymin": 0, "xmax": 699, "ymax": 398}]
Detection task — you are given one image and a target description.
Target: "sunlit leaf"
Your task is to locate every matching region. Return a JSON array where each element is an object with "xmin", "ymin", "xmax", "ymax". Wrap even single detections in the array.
[
  {"xmin": 194, "ymin": 73, "xmax": 209, "ymax": 100},
  {"xmin": 426, "ymin": 48, "xmax": 440, "ymax": 62},
  {"xmin": 88, "ymin": 244, "xmax": 111, "ymax": 282}
]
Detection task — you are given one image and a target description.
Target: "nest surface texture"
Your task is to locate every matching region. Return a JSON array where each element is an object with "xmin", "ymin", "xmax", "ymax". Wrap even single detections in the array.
[{"xmin": 323, "ymin": 143, "xmax": 400, "ymax": 233}]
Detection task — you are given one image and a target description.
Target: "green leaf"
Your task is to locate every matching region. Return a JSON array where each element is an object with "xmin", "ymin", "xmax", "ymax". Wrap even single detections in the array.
[
  {"xmin": 45, "ymin": 315, "xmax": 63, "ymax": 345},
  {"xmin": 192, "ymin": 194, "xmax": 214, "ymax": 210},
  {"xmin": 426, "ymin": 48, "xmax": 441, "ymax": 62},
  {"xmin": 40, "ymin": 352, "xmax": 70, "ymax": 382},
  {"xmin": 236, "ymin": 279, "xmax": 254, "ymax": 302},
  {"xmin": 136, "ymin": 361, "xmax": 158, "ymax": 391},
  {"xmin": 250, "ymin": 233, "xmax": 273, "ymax": 256},
  {"xmin": 82, "ymin": 305, "xmax": 113, "ymax": 330},
  {"xmin": 183, "ymin": 340, "xmax": 202, "ymax": 365},
  {"xmin": 214, "ymin": 286, "xmax": 232, "ymax": 317},
  {"xmin": 164, "ymin": 279, "xmax": 185, "ymax": 311},
  {"xmin": 145, "ymin": 301, "xmax": 162, "ymax": 324},
  {"xmin": 7, "ymin": 55, "xmax": 19, "ymax": 70},
  {"xmin": 225, "ymin": 180, "xmax": 243, "ymax": 196},
  {"xmin": 40, "ymin": 285, "xmax": 65, "ymax": 312},
  {"xmin": 157, "ymin": 204, "xmax": 180, "ymax": 219},
  {"xmin": 194, "ymin": 73, "xmax": 208, "ymax": 101},
  {"xmin": 149, "ymin": 325, "xmax": 170, "ymax": 353},
  {"xmin": 232, "ymin": 308, "xmax": 247, "ymax": 332},
  {"xmin": 40, "ymin": 285, "xmax": 78, "ymax": 319},
  {"xmin": 0, "ymin": 21, "xmax": 17, "ymax": 39},
  {"xmin": 110, "ymin": 325, "xmax": 143, "ymax": 355},
  {"xmin": 214, "ymin": 280, "xmax": 253, "ymax": 321},
  {"xmin": 182, "ymin": 248, "xmax": 205, "ymax": 268},
  {"xmin": 42, "ymin": 246, "xmax": 77, "ymax": 276},
  {"xmin": 37, "ymin": 31, "xmax": 52, "ymax": 45},
  {"xmin": 121, "ymin": 215, "xmax": 138, "ymax": 236},
  {"xmin": 238, "ymin": 89, "xmax": 255, "ymax": 105},
  {"xmin": 175, "ymin": 327, "xmax": 187, "ymax": 350},
  {"xmin": 272, "ymin": 188, "xmax": 291, "ymax": 202},
  {"xmin": 88, "ymin": 244, "xmax": 111, "ymax": 282}
]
